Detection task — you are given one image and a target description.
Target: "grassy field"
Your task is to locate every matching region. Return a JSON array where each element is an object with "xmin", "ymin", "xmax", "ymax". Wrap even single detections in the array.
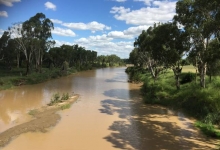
[{"xmin": 182, "ymin": 65, "xmax": 196, "ymax": 73}]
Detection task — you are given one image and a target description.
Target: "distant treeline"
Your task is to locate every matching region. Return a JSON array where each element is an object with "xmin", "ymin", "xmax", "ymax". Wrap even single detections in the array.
[{"xmin": 0, "ymin": 13, "xmax": 125, "ymax": 75}]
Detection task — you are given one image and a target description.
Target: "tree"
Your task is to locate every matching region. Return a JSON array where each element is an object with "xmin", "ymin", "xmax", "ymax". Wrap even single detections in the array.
[
  {"xmin": 9, "ymin": 13, "xmax": 54, "ymax": 75},
  {"xmin": 134, "ymin": 25, "xmax": 165, "ymax": 82},
  {"xmin": 174, "ymin": 0, "xmax": 220, "ymax": 88},
  {"xmin": 151, "ymin": 23, "xmax": 190, "ymax": 89},
  {"xmin": 129, "ymin": 48, "xmax": 140, "ymax": 67},
  {"xmin": 0, "ymin": 31, "xmax": 10, "ymax": 61},
  {"xmin": 206, "ymin": 39, "xmax": 220, "ymax": 82}
]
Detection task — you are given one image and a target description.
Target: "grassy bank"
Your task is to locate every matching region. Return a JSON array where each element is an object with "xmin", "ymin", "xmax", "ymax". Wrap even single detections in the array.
[
  {"xmin": 126, "ymin": 66, "xmax": 220, "ymax": 138},
  {"xmin": 0, "ymin": 62, "xmax": 125, "ymax": 91},
  {"xmin": 0, "ymin": 67, "xmax": 77, "ymax": 90}
]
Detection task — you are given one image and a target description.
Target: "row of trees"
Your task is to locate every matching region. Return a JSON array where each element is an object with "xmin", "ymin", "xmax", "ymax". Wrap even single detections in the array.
[
  {"xmin": 0, "ymin": 13, "xmax": 125, "ymax": 75},
  {"xmin": 0, "ymin": 13, "xmax": 54, "ymax": 74},
  {"xmin": 129, "ymin": 0, "xmax": 220, "ymax": 89}
]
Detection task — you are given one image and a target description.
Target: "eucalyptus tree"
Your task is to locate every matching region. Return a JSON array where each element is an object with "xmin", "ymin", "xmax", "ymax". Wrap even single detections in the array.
[
  {"xmin": 96, "ymin": 55, "xmax": 106, "ymax": 67},
  {"xmin": 174, "ymin": 0, "xmax": 220, "ymax": 88},
  {"xmin": 3, "ymin": 39, "xmax": 18, "ymax": 69},
  {"xmin": 134, "ymin": 25, "xmax": 163, "ymax": 82},
  {"xmin": 9, "ymin": 13, "xmax": 54, "ymax": 75},
  {"xmin": 151, "ymin": 23, "xmax": 190, "ymax": 89},
  {"xmin": 206, "ymin": 39, "xmax": 220, "ymax": 82},
  {"xmin": 0, "ymin": 31, "xmax": 10, "ymax": 61},
  {"xmin": 129, "ymin": 48, "xmax": 140, "ymax": 67}
]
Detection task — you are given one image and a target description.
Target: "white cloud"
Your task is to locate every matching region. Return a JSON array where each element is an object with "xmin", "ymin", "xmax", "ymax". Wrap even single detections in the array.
[
  {"xmin": 107, "ymin": 31, "xmax": 133, "ymax": 39},
  {"xmin": 0, "ymin": 11, "xmax": 8, "ymax": 17},
  {"xmin": 52, "ymin": 27, "xmax": 76, "ymax": 37},
  {"xmin": 62, "ymin": 21, "xmax": 111, "ymax": 33},
  {"xmin": 74, "ymin": 35, "xmax": 133, "ymax": 58},
  {"xmin": 45, "ymin": 2, "xmax": 56, "ymax": 11},
  {"xmin": 0, "ymin": 0, "xmax": 20, "ymax": 7},
  {"xmin": 50, "ymin": 19, "xmax": 63, "ymax": 24},
  {"xmin": 110, "ymin": 1, "xmax": 176, "ymax": 25},
  {"xmin": 124, "ymin": 25, "xmax": 150, "ymax": 36}
]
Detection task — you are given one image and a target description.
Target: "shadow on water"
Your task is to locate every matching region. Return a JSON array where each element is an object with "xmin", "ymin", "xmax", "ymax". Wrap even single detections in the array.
[{"xmin": 100, "ymin": 88, "xmax": 217, "ymax": 150}]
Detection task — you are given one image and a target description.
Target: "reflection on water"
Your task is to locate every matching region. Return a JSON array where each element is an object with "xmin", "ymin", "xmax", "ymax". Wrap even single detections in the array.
[{"xmin": 1, "ymin": 67, "xmax": 219, "ymax": 149}]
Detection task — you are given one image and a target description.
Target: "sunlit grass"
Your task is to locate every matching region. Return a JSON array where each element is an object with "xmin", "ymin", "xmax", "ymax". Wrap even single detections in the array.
[{"xmin": 182, "ymin": 65, "xmax": 196, "ymax": 73}]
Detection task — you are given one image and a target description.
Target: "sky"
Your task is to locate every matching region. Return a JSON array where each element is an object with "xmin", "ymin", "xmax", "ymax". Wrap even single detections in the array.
[{"xmin": 0, "ymin": 0, "xmax": 177, "ymax": 58}]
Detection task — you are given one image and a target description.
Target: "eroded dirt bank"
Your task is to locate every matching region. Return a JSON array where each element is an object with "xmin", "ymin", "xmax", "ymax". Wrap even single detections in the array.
[{"xmin": 0, "ymin": 94, "xmax": 79, "ymax": 148}]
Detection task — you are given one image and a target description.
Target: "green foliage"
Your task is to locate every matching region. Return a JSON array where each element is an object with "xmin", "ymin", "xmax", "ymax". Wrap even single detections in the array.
[
  {"xmin": 61, "ymin": 93, "xmax": 69, "ymax": 101},
  {"xmin": 180, "ymin": 72, "xmax": 194, "ymax": 84},
  {"xmin": 48, "ymin": 92, "xmax": 71, "ymax": 106},
  {"xmin": 135, "ymin": 65, "xmax": 220, "ymax": 128},
  {"xmin": 48, "ymin": 92, "xmax": 61, "ymax": 105},
  {"xmin": 195, "ymin": 121, "xmax": 220, "ymax": 138},
  {"xmin": 126, "ymin": 66, "xmax": 147, "ymax": 83},
  {"xmin": 60, "ymin": 104, "xmax": 71, "ymax": 110}
]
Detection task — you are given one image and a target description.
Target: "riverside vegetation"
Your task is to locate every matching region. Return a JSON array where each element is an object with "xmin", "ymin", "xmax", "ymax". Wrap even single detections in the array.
[
  {"xmin": 0, "ymin": 12, "xmax": 126, "ymax": 91},
  {"xmin": 126, "ymin": 66, "xmax": 220, "ymax": 139},
  {"xmin": 127, "ymin": 0, "xmax": 220, "ymax": 140}
]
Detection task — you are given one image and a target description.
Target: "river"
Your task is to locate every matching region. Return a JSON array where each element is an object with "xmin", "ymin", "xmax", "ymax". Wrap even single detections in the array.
[{"xmin": 0, "ymin": 67, "xmax": 218, "ymax": 150}]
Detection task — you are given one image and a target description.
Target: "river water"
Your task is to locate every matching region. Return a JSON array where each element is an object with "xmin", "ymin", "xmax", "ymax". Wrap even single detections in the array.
[{"xmin": 0, "ymin": 67, "xmax": 218, "ymax": 150}]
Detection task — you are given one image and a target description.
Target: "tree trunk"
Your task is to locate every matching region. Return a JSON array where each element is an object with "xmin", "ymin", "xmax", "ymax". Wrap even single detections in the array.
[
  {"xmin": 26, "ymin": 60, "xmax": 30, "ymax": 75},
  {"xmin": 16, "ymin": 53, "xmax": 20, "ymax": 68},
  {"xmin": 199, "ymin": 63, "xmax": 207, "ymax": 88},
  {"xmin": 173, "ymin": 68, "xmax": 181, "ymax": 90},
  {"xmin": 176, "ymin": 75, "xmax": 180, "ymax": 90}
]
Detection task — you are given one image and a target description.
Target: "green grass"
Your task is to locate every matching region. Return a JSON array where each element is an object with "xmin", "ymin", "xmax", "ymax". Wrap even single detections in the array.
[
  {"xmin": 195, "ymin": 121, "xmax": 220, "ymax": 138},
  {"xmin": 0, "ymin": 67, "xmax": 78, "ymax": 90},
  {"xmin": 28, "ymin": 109, "xmax": 38, "ymax": 116},
  {"xmin": 60, "ymin": 104, "xmax": 71, "ymax": 110},
  {"xmin": 182, "ymin": 65, "xmax": 196, "ymax": 73}
]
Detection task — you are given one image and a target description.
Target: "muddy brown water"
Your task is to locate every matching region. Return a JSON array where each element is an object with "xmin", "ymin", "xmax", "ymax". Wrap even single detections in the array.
[{"xmin": 0, "ymin": 67, "xmax": 219, "ymax": 150}]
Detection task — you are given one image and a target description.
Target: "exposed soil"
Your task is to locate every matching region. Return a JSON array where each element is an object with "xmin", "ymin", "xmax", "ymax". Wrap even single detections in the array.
[{"xmin": 0, "ymin": 94, "xmax": 79, "ymax": 148}]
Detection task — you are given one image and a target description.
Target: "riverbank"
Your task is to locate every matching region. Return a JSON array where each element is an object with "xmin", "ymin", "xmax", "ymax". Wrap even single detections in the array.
[
  {"xmin": 0, "ymin": 94, "xmax": 79, "ymax": 148},
  {"xmin": 126, "ymin": 66, "xmax": 220, "ymax": 139},
  {"xmin": 0, "ymin": 64, "xmax": 126, "ymax": 91},
  {"xmin": 0, "ymin": 67, "xmax": 77, "ymax": 91}
]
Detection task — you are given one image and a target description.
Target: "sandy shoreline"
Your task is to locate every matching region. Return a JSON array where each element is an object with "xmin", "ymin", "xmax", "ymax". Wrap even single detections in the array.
[{"xmin": 0, "ymin": 94, "xmax": 79, "ymax": 148}]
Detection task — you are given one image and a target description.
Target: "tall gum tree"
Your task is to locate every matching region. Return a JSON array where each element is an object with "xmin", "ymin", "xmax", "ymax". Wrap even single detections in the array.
[
  {"xmin": 9, "ymin": 13, "xmax": 54, "ymax": 75},
  {"xmin": 174, "ymin": 0, "xmax": 220, "ymax": 88},
  {"xmin": 151, "ymin": 23, "xmax": 190, "ymax": 89},
  {"xmin": 134, "ymin": 26, "xmax": 163, "ymax": 82}
]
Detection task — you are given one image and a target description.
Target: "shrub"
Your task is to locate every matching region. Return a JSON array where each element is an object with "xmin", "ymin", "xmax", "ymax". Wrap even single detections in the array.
[
  {"xmin": 180, "ymin": 72, "xmax": 194, "ymax": 84},
  {"xmin": 48, "ymin": 92, "xmax": 70, "ymax": 106},
  {"xmin": 48, "ymin": 93, "xmax": 61, "ymax": 105},
  {"xmin": 61, "ymin": 93, "xmax": 69, "ymax": 101}
]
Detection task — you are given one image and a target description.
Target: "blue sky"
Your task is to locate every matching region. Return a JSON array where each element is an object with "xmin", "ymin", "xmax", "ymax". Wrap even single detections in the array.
[{"xmin": 0, "ymin": 0, "xmax": 177, "ymax": 58}]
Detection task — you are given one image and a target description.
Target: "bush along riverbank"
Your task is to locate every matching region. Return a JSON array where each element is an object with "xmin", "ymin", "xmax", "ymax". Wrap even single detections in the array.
[
  {"xmin": 0, "ymin": 61, "xmax": 125, "ymax": 91},
  {"xmin": 126, "ymin": 66, "xmax": 220, "ymax": 139}
]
